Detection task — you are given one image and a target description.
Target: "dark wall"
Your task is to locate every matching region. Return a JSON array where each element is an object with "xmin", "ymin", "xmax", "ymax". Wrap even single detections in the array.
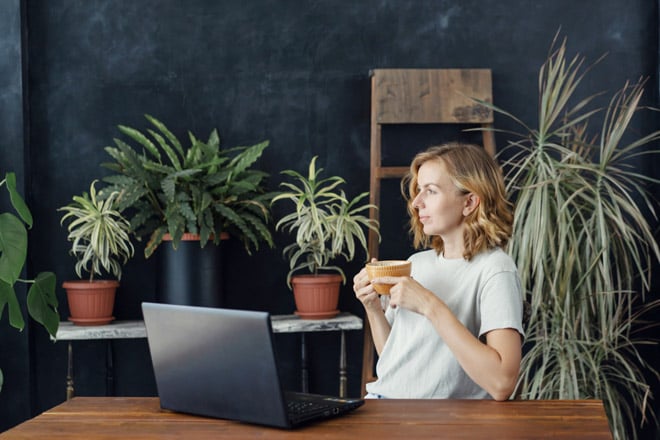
[{"xmin": 1, "ymin": 0, "xmax": 659, "ymax": 436}]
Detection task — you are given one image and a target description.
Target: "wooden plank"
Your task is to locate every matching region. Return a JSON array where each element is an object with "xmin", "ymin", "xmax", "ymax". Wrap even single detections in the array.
[
  {"xmin": 371, "ymin": 69, "xmax": 493, "ymax": 124},
  {"xmin": 376, "ymin": 166, "xmax": 408, "ymax": 179},
  {"xmin": 368, "ymin": 73, "xmax": 383, "ymax": 262}
]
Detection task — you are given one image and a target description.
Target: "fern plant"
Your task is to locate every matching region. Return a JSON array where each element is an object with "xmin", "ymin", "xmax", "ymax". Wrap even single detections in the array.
[
  {"xmin": 272, "ymin": 156, "xmax": 379, "ymax": 287},
  {"xmin": 102, "ymin": 115, "xmax": 275, "ymax": 258},
  {"xmin": 479, "ymin": 35, "xmax": 660, "ymax": 440},
  {"xmin": 59, "ymin": 180, "xmax": 134, "ymax": 281}
]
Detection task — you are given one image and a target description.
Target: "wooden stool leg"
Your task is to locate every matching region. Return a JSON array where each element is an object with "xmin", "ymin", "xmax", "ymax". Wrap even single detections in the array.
[
  {"xmin": 339, "ymin": 331, "xmax": 347, "ymax": 397},
  {"xmin": 106, "ymin": 341, "xmax": 114, "ymax": 396},
  {"xmin": 66, "ymin": 341, "xmax": 74, "ymax": 400},
  {"xmin": 301, "ymin": 333, "xmax": 308, "ymax": 393}
]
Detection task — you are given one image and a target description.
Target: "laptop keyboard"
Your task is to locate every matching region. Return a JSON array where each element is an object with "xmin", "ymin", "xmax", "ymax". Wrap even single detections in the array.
[{"xmin": 287, "ymin": 399, "xmax": 335, "ymax": 417}]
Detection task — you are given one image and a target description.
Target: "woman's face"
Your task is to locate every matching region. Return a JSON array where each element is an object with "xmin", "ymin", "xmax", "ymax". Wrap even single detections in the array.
[{"xmin": 412, "ymin": 159, "xmax": 468, "ymax": 238}]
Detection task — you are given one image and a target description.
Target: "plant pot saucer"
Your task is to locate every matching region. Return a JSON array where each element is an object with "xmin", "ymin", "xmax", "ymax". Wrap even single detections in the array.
[
  {"xmin": 68, "ymin": 316, "xmax": 115, "ymax": 326},
  {"xmin": 294, "ymin": 310, "xmax": 339, "ymax": 320}
]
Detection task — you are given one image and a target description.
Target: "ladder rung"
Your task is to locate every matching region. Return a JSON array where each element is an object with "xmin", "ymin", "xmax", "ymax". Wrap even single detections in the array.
[{"xmin": 376, "ymin": 166, "xmax": 408, "ymax": 178}]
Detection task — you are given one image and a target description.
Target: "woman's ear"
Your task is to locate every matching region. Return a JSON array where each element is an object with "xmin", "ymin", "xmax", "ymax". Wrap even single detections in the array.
[{"xmin": 463, "ymin": 193, "xmax": 480, "ymax": 216}]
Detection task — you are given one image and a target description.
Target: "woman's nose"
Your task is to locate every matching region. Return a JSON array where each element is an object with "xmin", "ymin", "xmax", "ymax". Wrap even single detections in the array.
[{"xmin": 412, "ymin": 193, "xmax": 423, "ymax": 208}]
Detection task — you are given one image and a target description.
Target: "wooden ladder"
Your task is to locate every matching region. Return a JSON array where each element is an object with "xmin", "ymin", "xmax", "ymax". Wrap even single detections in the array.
[{"xmin": 362, "ymin": 69, "xmax": 496, "ymax": 396}]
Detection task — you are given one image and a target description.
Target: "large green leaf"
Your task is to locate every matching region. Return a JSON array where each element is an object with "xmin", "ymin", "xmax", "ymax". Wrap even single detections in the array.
[
  {"xmin": 26, "ymin": 271, "xmax": 58, "ymax": 337},
  {"xmin": 229, "ymin": 140, "xmax": 270, "ymax": 175},
  {"xmin": 146, "ymin": 113, "xmax": 184, "ymax": 157},
  {"xmin": 0, "ymin": 279, "xmax": 25, "ymax": 331},
  {"xmin": 5, "ymin": 172, "xmax": 32, "ymax": 227},
  {"xmin": 0, "ymin": 213, "xmax": 28, "ymax": 285}
]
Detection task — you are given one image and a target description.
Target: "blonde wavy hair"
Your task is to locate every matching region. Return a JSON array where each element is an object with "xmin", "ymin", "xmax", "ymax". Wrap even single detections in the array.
[{"xmin": 402, "ymin": 142, "xmax": 513, "ymax": 260}]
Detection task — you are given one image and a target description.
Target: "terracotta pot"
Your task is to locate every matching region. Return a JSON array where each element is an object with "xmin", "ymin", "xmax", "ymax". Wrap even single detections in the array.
[
  {"xmin": 63, "ymin": 280, "xmax": 119, "ymax": 326},
  {"xmin": 290, "ymin": 274, "xmax": 342, "ymax": 319},
  {"xmin": 162, "ymin": 232, "xmax": 230, "ymax": 241}
]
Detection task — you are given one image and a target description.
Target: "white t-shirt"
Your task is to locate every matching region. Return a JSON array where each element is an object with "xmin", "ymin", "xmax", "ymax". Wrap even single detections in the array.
[{"xmin": 365, "ymin": 247, "xmax": 524, "ymax": 399}]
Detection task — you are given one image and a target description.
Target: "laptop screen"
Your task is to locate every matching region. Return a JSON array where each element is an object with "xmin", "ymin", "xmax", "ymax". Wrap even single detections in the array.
[{"xmin": 142, "ymin": 302, "xmax": 291, "ymax": 427}]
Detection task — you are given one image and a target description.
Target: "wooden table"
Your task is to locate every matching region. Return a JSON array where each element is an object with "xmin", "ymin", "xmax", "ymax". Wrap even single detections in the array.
[
  {"xmin": 54, "ymin": 313, "xmax": 362, "ymax": 399},
  {"xmin": 0, "ymin": 397, "xmax": 612, "ymax": 439}
]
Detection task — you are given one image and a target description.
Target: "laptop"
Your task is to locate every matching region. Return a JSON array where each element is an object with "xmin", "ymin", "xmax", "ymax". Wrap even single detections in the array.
[{"xmin": 141, "ymin": 302, "xmax": 364, "ymax": 428}]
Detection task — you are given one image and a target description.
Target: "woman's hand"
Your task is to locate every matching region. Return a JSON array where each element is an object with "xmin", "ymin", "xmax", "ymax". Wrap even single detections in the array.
[
  {"xmin": 353, "ymin": 264, "xmax": 383, "ymax": 313},
  {"xmin": 353, "ymin": 259, "xmax": 392, "ymax": 355},
  {"xmin": 372, "ymin": 275, "xmax": 440, "ymax": 316}
]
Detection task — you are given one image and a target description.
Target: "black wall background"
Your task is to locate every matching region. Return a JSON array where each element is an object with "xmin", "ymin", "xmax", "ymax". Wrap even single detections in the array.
[{"xmin": 1, "ymin": 0, "xmax": 659, "ymax": 437}]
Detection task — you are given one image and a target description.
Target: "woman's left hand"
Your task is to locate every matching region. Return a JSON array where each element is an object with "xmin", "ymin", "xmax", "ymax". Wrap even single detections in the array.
[{"xmin": 372, "ymin": 275, "xmax": 440, "ymax": 316}]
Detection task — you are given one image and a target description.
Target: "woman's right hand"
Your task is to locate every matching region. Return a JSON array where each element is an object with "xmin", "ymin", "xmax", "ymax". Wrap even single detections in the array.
[{"xmin": 353, "ymin": 261, "xmax": 383, "ymax": 313}]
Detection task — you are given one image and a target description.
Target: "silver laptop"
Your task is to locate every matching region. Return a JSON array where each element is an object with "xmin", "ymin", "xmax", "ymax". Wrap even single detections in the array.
[{"xmin": 141, "ymin": 302, "xmax": 364, "ymax": 428}]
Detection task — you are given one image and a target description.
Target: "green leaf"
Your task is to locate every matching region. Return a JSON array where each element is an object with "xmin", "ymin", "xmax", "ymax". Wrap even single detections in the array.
[
  {"xmin": 2, "ymin": 280, "xmax": 25, "ymax": 331},
  {"xmin": 147, "ymin": 128, "xmax": 182, "ymax": 171},
  {"xmin": 117, "ymin": 125, "xmax": 160, "ymax": 159},
  {"xmin": 0, "ymin": 280, "xmax": 13, "ymax": 326},
  {"xmin": 26, "ymin": 272, "xmax": 59, "ymax": 337},
  {"xmin": 146, "ymin": 114, "xmax": 184, "ymax": 158},
  {"xmin": 228, "ymin": 140, "xmax": 270, "ymax": 176},
  {"xmin": 0, "ymin": 213, "xmax": 28, "ymax": 285},
  {"xmin": 5, "ymin": 172, "xmax": 32, "ymax": 227}
]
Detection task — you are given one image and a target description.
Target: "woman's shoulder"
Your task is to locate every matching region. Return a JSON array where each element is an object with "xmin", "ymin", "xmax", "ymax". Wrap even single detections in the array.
[
  {"xmin": 408, "ymin": 249, "xmax": 437, "ymax": 263},
  {"xmin": 473, "ymin": 247, "xmax": 517, "ymax": 271}
]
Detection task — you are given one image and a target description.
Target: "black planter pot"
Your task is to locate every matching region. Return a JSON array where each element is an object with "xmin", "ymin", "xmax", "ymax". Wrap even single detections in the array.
[{"xmin": 156, "ymin": 236, "xmax": 224, "ymax": 308}]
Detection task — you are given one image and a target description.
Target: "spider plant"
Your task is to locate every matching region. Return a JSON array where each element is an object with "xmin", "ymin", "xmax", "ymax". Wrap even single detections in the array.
[
  {"xmin": 59, "ymin": 180, "xmax": 134, "ymax": 281},
  {"xmin": 479, "ymin": 35, "xmax": 660, "ymax": 439},
  {"xmin": 272, "ymin": 156, "xmax": 380, "ymax": 287}
]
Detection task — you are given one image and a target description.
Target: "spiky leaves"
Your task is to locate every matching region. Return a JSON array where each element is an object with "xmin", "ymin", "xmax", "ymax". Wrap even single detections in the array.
[
  {"xmin": 272, "ymin": 156, "xmax": 380, "ymax": 288},
  {"xmin": 482, "ymin": 35, "xmax": 660, "ymax": 440},
  {"xmin": 102, "ymin": 115, "xmax": 275, "ymax": 258},
  {"xmin": 59, "ymin": 181, "xmax": 135, "ymax": 282}
]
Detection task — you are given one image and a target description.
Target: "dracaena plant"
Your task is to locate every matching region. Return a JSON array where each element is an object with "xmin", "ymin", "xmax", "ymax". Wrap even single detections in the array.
[
  {"xmin": 101, "ymin": 115, "xmax": 275, "ymax": 258},
  {"xmin": 272, "ymin": 156, "xmax": 380, "ymax": 287},
  {"xmin": 0, "ymin": 172, "xmax": 58, "ymax": 391},
  {"xmin": 477, "ymin": 35, "xmax": 660, "ymax": 440},
  {"xmin": 59, "ymin": 180, "xmax": 134, "ymax": 281}
]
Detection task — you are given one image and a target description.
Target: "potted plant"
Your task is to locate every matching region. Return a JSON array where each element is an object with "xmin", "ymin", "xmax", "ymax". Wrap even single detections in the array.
[
  {"xmin": 272, "ymin": 156, "xmax": 379, "ymax": 319},
  {"xmin": 102, "ymin": 114, "xmax": 275, "ymax": 257},
  {"xmin": 478, "ymin": 35, "xmax": 660, "ymax": 439},
  {"xmin": 101, "ymin": 115, "xmax": 276, "ymax": 306},
  {"xmin": 59, "ymin": 180, "xmax": 134, "ymax": 325},
  {"xmin": 0, "ymin": 172, "xmax": 58, "ymax": 391}
]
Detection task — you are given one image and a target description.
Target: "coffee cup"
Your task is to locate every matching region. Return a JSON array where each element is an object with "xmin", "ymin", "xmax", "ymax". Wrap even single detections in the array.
[{"xmin": 365, "ymin": 260, "xmax": 412, "ymax": 294}]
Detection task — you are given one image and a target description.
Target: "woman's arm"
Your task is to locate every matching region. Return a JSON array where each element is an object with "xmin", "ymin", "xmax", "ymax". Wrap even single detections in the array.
[
  {"xmin": 425, "ymin": 301, "xmax": 521, "ymax": 401},
  {"xmin": 379, "ymin": 275, "xmax": 521, "ymax": 401}
]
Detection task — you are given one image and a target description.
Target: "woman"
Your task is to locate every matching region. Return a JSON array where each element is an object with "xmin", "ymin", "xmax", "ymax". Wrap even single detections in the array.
[{"xmin": 353, "ymin": 143, "xmax": 524, "ymax": 401}]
